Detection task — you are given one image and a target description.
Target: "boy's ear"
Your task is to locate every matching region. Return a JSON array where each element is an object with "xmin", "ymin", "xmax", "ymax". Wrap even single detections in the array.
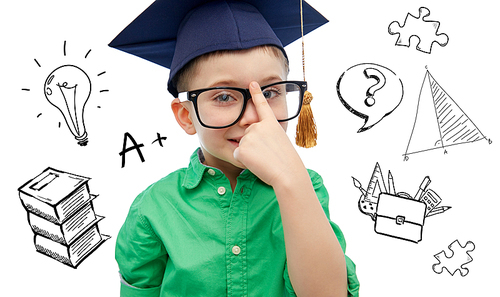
[{"xmin": 171, "ymin": 98, "xmax": 197, "ymax": 135}]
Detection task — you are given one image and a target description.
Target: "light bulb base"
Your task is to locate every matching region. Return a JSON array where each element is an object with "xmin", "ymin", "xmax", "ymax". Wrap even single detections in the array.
[{"xmin": 76, "ymin": 132, "xmax": 88, "ymax": 146}]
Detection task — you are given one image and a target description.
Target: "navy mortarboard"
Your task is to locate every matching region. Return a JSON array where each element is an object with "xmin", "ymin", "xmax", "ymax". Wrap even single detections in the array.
[{"xmin": 109, "ymin": 0, "xmax": 328, "ymax": 148}]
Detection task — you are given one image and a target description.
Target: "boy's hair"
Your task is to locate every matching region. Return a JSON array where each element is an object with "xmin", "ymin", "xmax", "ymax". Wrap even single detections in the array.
[{"xmin": 174, "ymin": 45, "xmax": 289, "ymax": 94}]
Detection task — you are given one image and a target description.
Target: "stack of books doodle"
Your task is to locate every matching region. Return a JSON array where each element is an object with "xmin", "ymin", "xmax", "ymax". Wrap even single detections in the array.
[{"xmin": 18, "ymin": 167, "xmax": 109, "ymax": 268}]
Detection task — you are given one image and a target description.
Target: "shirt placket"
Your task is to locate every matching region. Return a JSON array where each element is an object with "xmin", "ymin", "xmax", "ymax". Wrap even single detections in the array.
[{"xmin": 224, "ymin": 182, "xmax": 249, "ymax": 297}]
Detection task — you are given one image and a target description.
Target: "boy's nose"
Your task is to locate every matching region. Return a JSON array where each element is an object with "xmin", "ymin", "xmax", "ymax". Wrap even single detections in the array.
[{"xmin": 238, "ymin": 99, "xmax": 260, "ymax": 126}]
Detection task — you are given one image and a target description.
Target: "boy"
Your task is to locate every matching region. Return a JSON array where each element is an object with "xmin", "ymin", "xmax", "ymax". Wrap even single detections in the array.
[{"xmin": 110, "ymin": 1, "xmax": 359, "ymax": 296}]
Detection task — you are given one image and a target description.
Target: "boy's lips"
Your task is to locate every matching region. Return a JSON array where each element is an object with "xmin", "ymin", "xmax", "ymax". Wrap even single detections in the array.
[{"xmin": 228, "ymin": 137, "xmax": 242, "ymax": 145}]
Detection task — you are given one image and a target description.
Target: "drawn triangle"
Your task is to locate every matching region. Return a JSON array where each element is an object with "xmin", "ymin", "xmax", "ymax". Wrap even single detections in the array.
[
  {"xmin": 365, "ymin": 162, "xmax": 386, "ymax": 203},
  {"xmin": 404, "ymin": 71, "xmax": 443, "ymax": 156},
  {"xmin": 428, "ymin": 72, "xmax": 486, "ymax": 147},
  {"xmin": 404, "ymin": 70, "xmax": 487, "ymax": 157},
  {"xmin": 373, "ymin": 180, "xmax": 383, "ymax": 199}
]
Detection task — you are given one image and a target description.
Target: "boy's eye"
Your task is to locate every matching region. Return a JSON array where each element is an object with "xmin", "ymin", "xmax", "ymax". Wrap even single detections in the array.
[
  {"xmin": 216, "ymin": 93, "xmax": 233, "ymax": 102},
  {"xmin": 262, "ymin": 88, "xmax": 280, "ymax": 100},
  {"xmin": 210, "ymin": 91, "xmax": 240, "ymax": 104}
]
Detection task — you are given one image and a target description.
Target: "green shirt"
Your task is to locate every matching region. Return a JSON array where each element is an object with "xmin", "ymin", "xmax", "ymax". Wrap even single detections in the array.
[{"xmin": 116, "ymin": 148, "xmax": 359, "ymax": 296}]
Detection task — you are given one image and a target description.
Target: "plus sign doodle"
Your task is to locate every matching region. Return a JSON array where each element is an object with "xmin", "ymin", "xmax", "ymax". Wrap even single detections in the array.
[{"xmin": 151, "ymin": 133, "xmax": 168, "ymax": 147}]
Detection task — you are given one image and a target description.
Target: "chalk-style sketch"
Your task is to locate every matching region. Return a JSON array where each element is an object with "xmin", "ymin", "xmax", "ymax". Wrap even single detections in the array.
[
  {"xmin": 44, "ymin": 65, "xmax": 92, "ymax": 146},
  {"xmin": 404, "ymin": 70, "xmax": 491, "ymax": 160},
  {"xmin": 18, "ymin": 168, "xmax": 109, "ymax": 268},
  {"xmin": 336, "ymin": 63, "xmax": 404, "ymax": 132},
  {"xmin": 352, "ymin": 163, "xmax": 451, "ymax": 243},
  {"xmin": 120, "ymin": 132, "xmax": 169, "ymax": 168},
  {"xmin": 433, "ymin": 240, "xmax": 475, "ymax": 276},
  {"xmin": 376, "ymin": 193, "xmax": 426, "ymax": 243},
  {"xmin": 22, "ymin": 41, "xmax": 108, "ymax": 146},
  {"xmin": 119, "ymin": 132, "xmax": 146, "ymax": 168},
  {"xmin": 151, "ymin": 132, "xmax": 168, "ymax": 147},
  {"xmin": 388, "ymin": 7, "xmax": 449, "ymax": 54}
]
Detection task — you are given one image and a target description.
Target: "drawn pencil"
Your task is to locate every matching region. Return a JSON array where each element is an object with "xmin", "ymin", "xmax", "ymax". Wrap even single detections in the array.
[
  {"xmin": 426, "ymin": 206, "xmax": 451, "ymax": 217},
  {"xmin": 388, "ymin": 170, "xmax": 396, "ymax": 194}
]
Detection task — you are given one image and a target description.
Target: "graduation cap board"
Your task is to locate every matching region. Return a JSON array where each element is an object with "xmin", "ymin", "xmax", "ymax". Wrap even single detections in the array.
[{"xmin": 109, "ymin": 0, "xmax": 328, "ymax": 147}]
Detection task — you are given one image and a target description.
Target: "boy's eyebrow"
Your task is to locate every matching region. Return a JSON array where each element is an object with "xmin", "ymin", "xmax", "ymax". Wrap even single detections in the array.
[
  {"xmin": 260, "ymin": 75, "xmax": 285, "ymax": 86},
  {"xmin": 208, "ymin": 79, "xmax": 241, "ymax": 88}
]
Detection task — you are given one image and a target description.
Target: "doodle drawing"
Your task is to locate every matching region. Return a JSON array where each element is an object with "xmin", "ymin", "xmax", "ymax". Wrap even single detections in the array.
[
  {"xmin": 18, "ymin": 168, "xmax": 109, "ymax": 268},
  {"xmin": 352, "ymin": 163, "xmax": 451, "ymax": 243},
  {"xmin": 44, "ymin": 65, "xmax": 92, "ymax": 146},
  {"xmin": 433, "ymin": 240, "xmax": 475, "ymax": 276},
  {"xmin": 353, "ymin": 162, "xmax": 385, "ymax": 220},
  {"xmin": 337, "ymin": 63, "xmax": 404, "ymax": 132},
  {"xmin": 404, "ymin": 70, "xmax": 490, "ymax": 160},
  {"xmin": 388, "ymin": 7, "xmax": 449, "ymax": 54},
  {"xmin": 22, "ymin": 41, "xmax": 109, "ymax": 146},
  {"xmin": 375, "ymin": 193, "xmax": 426, "ymax": 243}
]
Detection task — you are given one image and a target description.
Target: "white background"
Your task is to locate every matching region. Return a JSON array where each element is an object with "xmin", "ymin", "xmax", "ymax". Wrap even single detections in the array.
[{"xmin": 1, "ymin": 0, "xmax": 498, "ymax": 296}]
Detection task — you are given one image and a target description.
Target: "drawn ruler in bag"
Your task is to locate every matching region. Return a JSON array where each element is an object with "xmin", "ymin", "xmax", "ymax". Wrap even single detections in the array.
[{"xmin": 365, "ymin": 162, "xmax": 387, "ymax": 203}]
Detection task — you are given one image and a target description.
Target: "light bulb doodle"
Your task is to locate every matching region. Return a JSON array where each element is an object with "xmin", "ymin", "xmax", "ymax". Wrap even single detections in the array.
[
  {"xmin": 44, "ymin": 65, "xmax": 91, "ymax": 146},
  {"xmin": 21, "ymin": 40, "xmax": 108, "ymax": 146}
]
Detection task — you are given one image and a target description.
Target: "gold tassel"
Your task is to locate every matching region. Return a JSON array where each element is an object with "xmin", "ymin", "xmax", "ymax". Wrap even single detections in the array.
[
  {"xmin": 295, "ymin": 90, "xmax": 317, "ymax": 148},
  {"xmin": 295, "ymin": 0, "xmax": 317, "ymax": 148}
]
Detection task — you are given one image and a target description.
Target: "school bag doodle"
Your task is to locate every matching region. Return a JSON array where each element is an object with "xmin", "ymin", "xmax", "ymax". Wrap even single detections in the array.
[{"xmin": 352, "ymin": 163, "xmax": 451, "ymax": 243}]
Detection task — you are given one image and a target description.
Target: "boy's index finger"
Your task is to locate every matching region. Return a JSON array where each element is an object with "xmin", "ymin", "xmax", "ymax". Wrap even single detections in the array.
[{"xmin": 249, "ymin": 81, "xmax": 276, "ymax": 120}]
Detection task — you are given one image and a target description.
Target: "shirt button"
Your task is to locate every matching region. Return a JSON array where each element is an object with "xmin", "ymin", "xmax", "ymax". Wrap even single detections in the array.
[
  {"xmin": 207, "ymin": 169, "xmax": 215, "ymax": 176},
  {"xmin": 232, "ymin": 245, "xmax": 241, "ymax": 255},
  {"xmin": 217, "ymin": 186, "xmax": 226, "ymax": 195}
]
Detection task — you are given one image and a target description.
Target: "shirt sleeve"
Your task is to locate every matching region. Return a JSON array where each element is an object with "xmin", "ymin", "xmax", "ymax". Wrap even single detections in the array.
[
  {"xmin": 283, "ymin": 169, "xmax": 360, "ymax": 297},
  {"xmin": 115, "ymin": 190, "xmax": 168, "ymax": 297}
]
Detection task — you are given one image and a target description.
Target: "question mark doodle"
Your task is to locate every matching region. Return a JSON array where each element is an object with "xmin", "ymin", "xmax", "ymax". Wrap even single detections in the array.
[
  {"xmin": 337, "ymin": 63, "xmax": 403, "ymax": 132},
  {"xmin": 363, "ymin": 68, "xmax": 386, "ymax": 107}
]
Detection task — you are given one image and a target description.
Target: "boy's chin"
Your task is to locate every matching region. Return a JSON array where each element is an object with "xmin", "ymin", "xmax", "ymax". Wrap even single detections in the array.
[
  {"xmin": 229, "ymin": 159, "xmax": 247, "ymax": 170},
  {"xmin": 200, "ymin": 146, "xmax": 247, "ymax": 171}
]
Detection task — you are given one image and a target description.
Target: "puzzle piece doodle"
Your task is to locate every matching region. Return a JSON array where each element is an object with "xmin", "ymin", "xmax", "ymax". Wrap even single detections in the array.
[
  {"xmin": 432, "ymin": 240, "xmax": 475, "ymax": 276},
  {"xmin": 388, "ymin": 7, "xmax": 449, "ymax": 54}
]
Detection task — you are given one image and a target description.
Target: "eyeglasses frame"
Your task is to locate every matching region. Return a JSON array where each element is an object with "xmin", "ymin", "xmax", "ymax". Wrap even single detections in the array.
[{"xmin": 178, "ymin": 81, "xmax": 308, "ymax": 129}]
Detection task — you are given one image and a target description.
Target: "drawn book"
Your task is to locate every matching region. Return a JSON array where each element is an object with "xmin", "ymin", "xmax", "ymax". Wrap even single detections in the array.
[
  {"xmin": 18, "ymin": 167, "xmax": 93, "ymax": 224},
  {"xmin": 19, "ymin": 167, "xmax": 110, "ymax": 268},
  {"xmin": 28, "ymin": 202, "xmax": 102, "ymax": 245},
  {"xmin": 34, "ymin": 223, "xmax": 110, "ymax": 268}
]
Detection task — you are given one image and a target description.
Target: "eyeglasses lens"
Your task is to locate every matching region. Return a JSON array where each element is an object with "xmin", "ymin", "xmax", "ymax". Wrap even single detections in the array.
[{"xmin": 196, "ymin": 82, "xmax": 301, "ymax": 128}]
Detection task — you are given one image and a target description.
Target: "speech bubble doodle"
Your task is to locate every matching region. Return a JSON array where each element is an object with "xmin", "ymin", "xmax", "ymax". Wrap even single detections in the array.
[{"xmin": 337, "ymin": 63, "xmax": 404, "ymax": 132}]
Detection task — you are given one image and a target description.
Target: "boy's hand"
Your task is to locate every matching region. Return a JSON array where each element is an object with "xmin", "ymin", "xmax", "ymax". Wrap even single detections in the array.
[
  {"xmin": 233, "ymin": 81, "xmax": 304, "ymax": 187},
  {"xmin": 235, "ymin": 83, "xmax": 348, "ymax": 297}
]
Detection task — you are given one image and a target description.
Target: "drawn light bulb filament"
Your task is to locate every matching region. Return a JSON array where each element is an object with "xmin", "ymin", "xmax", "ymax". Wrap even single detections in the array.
[{"xmin": 44, "ymin": 65, "xmax": 91, "ymax": 146}]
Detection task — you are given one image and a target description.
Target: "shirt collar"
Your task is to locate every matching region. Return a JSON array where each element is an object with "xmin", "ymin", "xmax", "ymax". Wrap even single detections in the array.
[
  {"xmin": 182, "ymin": 148, "xmax": 208, "ymax": 189},
  {"xmin": 182, "ymin": 148, "xmax": 256, "ymax": 189}
]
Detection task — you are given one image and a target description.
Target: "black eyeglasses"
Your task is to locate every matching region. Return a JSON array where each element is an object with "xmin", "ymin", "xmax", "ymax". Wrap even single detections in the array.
[{"xmin": 178, "ymin": 81, "xmax": 307, "ymax": 128}]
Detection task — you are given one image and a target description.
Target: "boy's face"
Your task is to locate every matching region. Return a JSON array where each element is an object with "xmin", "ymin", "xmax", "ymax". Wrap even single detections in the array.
[{"xmin": 172, "ymin": 47, "xmax": 288, "ymax": 173}]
